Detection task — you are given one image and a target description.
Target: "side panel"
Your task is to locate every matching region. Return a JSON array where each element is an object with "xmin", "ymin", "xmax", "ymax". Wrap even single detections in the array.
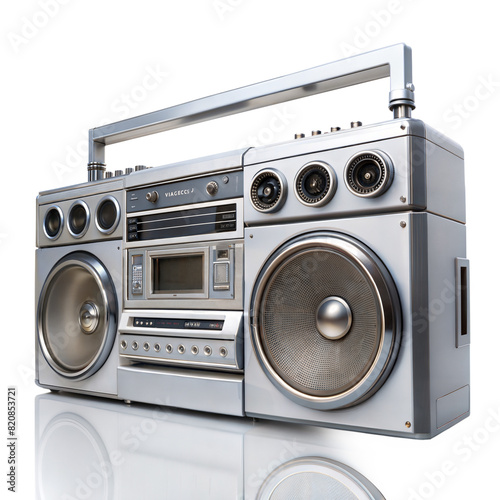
[
  {"xmin": 427, "ymin": 214, "xmax": 469, "ymax": 432},
  {"xmin": 426, "ymin": 141, "xmax": 466, "ymax": 223}
]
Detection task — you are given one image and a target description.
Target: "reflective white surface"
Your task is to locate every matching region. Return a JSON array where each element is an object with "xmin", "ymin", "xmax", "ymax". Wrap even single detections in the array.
[{"xmin": 35, "ymin": 392, "xmax": 475, "ymax": 499}]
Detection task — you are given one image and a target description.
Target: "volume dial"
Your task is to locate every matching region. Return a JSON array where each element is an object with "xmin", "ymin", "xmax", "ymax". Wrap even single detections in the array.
[
  {"xmin": 146, "ymin": 191, "xmax": 159, "ymax": 203},
  {"xmin": 206, "ymin": 181, "xmax": 219, "ymax": 196}
]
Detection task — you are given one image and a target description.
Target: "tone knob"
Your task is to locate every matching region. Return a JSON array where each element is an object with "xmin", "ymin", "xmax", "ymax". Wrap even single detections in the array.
[
  {"xmin": 206, "ymin": 181, "xmax": 219, "ymax": 196},
  {"xmin": 114, "ymin": 170, "xmax": 123, "ymax": 176},
  {"xmin": 146, "ymin": 191, "xmax": 159, "ymax": 203},
  {"xmin": 105, "ymin": 172, "xmax": 113, "ymax": 179},
  {"xmin": 331, "ymin": 127, "xmax": 341, "ymax": 132},
  {"xmin": 125, "ymin": 168, "xmax": 133, "ymax": 175},
  {"xmin": 135, "ymin": 165, "xmax": 147, "ymax": 171},
  {"xmin": 351, "ymin": 121, "xmax": 362, "ymax": 128},
  {"xmin": 311, "ymin": 130, "xmax": 322, "ymax": 136},
  {"xmin": 294, "ymin": 133, "xmax": 305, "ymax": 139}
]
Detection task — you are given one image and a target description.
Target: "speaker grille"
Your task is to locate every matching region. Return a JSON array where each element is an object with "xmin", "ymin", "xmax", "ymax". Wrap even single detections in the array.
[
  {"xmin": 260, "ymin": 248, "xmax": 380, "ymax": 396},
  {"xmin": 38, "ymin": 252, "xmax": 117, "ymax": 379},
  {"xmin": 251, "ymin": 232, "xmax": 401, "ymax": 409}
]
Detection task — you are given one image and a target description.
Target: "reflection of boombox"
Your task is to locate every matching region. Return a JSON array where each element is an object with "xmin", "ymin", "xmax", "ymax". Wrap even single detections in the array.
[
  {"xmin": 36, "ymin": 44, "xmax": 470, "ymax": 439},
  {"xmin": 37, "ymin": 393, "xmax": 396, "ymax": 500}
]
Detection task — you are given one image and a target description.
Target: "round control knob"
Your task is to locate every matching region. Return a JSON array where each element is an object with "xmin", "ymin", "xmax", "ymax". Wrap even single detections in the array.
[
  {"xmin": 316, "ymin": 297, "xmax": 352, "ymax": 340},
  {"xmin": 146, "ymin": 191, "xmax": 159, "ymax": 203},
  {"xmin": 135, "ymin": 165, "xmax": 147, "ymax": 172},
  {"xmin": 125, "ymin": 168, "xmax": 133, "ymax": 175},
  {"xmin": 114, "ymin": 170, "xmax": 123, "ymax": 177},
  {"xmin": 206, "ymin": 181, "xmax": 219, "ymax": 196}
]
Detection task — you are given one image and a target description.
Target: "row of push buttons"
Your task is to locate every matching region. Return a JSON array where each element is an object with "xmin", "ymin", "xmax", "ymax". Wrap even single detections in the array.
[{"xmin": 121, "ymin": 339, "xmax": 228, "ymax": 358}]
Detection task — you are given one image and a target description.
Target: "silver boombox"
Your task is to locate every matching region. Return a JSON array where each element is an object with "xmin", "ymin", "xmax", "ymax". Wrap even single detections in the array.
[{"xmin": 36, "ymin": 44, "xmax": 470, "ymax": 439}]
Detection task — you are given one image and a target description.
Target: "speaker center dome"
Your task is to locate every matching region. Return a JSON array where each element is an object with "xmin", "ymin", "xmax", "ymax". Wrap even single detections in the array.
[
  {"xmin": 79, "ymin": 301, "xmax": 100, "ymax": 334},
  {"xmin": 316, "ymin": 297, "xmax": 352, "ymax": 340}
]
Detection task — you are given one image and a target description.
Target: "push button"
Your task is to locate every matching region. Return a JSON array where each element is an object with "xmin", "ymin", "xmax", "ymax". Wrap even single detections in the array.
[{"xmin": 213, "ymin": 262, "xmax": 230, "ymax": 291}]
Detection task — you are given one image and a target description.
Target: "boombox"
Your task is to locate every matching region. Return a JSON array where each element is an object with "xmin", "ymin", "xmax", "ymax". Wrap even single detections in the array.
[{"xmin": 35, "ymin": 44, "xmax": 470, "ymax": 439}]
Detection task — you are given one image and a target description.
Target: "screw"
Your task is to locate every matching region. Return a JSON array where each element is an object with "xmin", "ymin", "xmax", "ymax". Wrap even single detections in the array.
[
  {"xmin": 405, "ymin": 421, "xmax": 412, "ymax": 428},
  {"xmin": 249, "ymin": 234, "xmax": 253, "ymax": 239},
  {"xmin": 406, "ymin": 83, "xmax": 415, "ymax": 92},
  {"xmin": 400, "ymin": 124, "xmax": 406, "ymax": 130},
  {"xmin": 400, "ymin": 221, "xmax": 407, "ymax": 228},
  {"xmin": 400, "ymin": 196, "xmax": 406, "ymax": 203}
]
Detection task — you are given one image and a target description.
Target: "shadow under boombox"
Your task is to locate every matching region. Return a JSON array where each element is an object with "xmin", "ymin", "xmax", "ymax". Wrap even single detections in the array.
[{"xmin": 35, "ymin": 43, "xmax": 470, "ymax": 439}]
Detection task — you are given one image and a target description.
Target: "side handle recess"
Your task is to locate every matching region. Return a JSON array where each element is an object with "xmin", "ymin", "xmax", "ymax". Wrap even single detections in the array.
[{"xmin": 455, "ymin": 258, "xmax": 470, "ymax": 348}]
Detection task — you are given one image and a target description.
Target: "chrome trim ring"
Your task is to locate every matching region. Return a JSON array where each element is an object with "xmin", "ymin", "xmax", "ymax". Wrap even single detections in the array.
[
  {"xmin": 294, "ymin": 161, "xmax": 337, "ymax": 207},
  {"xmin": 37, "ymin": 252, "xmax": 118, "ymax": 380},
  {"xmin": 95, "ymin": 195, "xmax": 121, "ymax": 235},
  {"xmin": 344, "ymin": 150, "xmax": 394, "ymax": 198},
  {"xmin": 250, "ymin": 169, "xmax": 287, "ymax": 213},
  {"xmin": 250, "ymin": 231, "xmax": 401, "ymax": 410},
  {"xmin": 42, "ymin": 205, "xmax": 64, "ymax": 240},
  {"xmin": 67, "ymin": 200, "xmax": 91, "ymax": 238}
]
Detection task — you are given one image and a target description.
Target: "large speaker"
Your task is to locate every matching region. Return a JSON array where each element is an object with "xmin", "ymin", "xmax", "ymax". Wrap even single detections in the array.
[
  {"xmin": 36, "ymin": 182, "xmax": 125, "ymax": 396},
  {"xmin": 243, "ymin": 118, "xmax": 470, "ymax": 439},
  {"xmin": 251, "ymin": 232, "xmax": 401, "ymax": 410}
]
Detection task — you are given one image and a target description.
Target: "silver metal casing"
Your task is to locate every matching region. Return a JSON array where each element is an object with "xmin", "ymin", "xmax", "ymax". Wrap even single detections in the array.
[
  {"xmin": 35, "ymin": 180, "xmax": 125, "ymax": 397},
  {"xmin": 115, "ymin": 150, "xmax": 247, "ymax": 416},
  {"xmin": 243, "ymin": 118, "xmax": 469, "ymax": 439}
]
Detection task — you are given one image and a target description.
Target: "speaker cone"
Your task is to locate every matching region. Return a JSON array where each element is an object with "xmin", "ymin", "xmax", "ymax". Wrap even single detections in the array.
[
  {"xmin": 257, "ymin": 457, "xmax": 384, "ymax": 500},
  {"xmin": 344, "ymin": 151, "xmax": 393, "ymax": 197},
  {"xmin": 250, "ymin": 232, "xmax": 401, "ymax": 410},
  {"xmin": 95, "ymin": 195, "xmax": 120, "ymax": 234},
  {"xmin": 294, "ymin": 161, "xmax": 336, "ymax": 206},
  {"xmin": 68, "ymin": 200, "xmax": 90, "ymax": 238},
  {"xmin": 43, "ymin": 206, "xmax": 63, "ymax": 240},
  {"xmin": 38, "ymin": 252, "xmax": 117, "ymax": 379},
  {"xmin": 250, "ymin": 169, "xmax": 286, "ymax": 213}
]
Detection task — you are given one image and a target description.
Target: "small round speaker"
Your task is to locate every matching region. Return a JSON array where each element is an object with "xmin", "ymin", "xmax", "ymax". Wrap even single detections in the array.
[
  {"xmin": 43, "ymin": 205, "xmax": 64, "ymax": 240},
  {"xmin": 95, "ymin": 195, "xmax": 121, "ymax": 234},
  {"xmin": 250, "ymin": 232, "xmax": 401, "ymax": 410},
  {"xmin": 344, "ymin": 151, "xmax": 393, "ymax": 197},
  {"xmin": 257, "ymin": 457, "xmax": 384, "ymax": 500},
  {"xmin": 250, "ymin": 169, "xmax": 287, "ymax": 213},
  {"xmin": 38, "ymin": 252, "xmax": 117, "ymax": 379},
  {"xmin": 294, "ymin": 161, "xmax": 336, "ymax": 207},
  {"xmin": 67, "ymin": 200, "xmax": 91, "ymax": 238}
]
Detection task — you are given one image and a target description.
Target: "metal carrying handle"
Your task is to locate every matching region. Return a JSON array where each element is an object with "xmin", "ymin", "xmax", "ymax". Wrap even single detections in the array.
[{"xmin": 88, "ymin": 43, "xmax": 415, "ymax": 181}]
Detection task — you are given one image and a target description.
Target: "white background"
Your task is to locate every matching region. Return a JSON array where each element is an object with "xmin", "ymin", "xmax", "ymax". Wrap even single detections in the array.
[{"xmin": 1, "ymin": 1, "xmax": 499, "ymax": 498}]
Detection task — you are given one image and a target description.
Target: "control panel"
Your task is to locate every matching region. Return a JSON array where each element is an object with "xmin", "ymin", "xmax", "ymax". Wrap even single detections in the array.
[{"xmin": 118, "ymin": 310, "xmax": 243, "ymax": 372}]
